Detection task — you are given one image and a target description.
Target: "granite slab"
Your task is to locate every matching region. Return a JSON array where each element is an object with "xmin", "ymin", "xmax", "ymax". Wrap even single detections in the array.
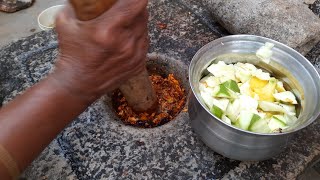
[
  {"xmin": 0, "ymin": 0, "xmax": 319, "ymax": 179},
  {"xmin": 200, "ymin": 0, "xmax": 320, "ymax": 55}
]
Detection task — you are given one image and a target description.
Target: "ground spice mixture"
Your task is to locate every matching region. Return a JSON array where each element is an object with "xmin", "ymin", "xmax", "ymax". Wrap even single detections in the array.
[{"xmin": 112, "ymin": 74, "xmax": 186, "ymax": 128}]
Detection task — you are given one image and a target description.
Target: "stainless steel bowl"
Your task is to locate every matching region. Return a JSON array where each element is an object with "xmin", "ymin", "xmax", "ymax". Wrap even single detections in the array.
[{"xmin": 188, "ymin": 35, "xmax": 320, "ymax": 161}]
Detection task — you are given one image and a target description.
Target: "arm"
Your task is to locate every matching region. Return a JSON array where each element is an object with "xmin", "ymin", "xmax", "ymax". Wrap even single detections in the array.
[
  {"xmin": 0, "ymin": 0, "xmax": 148, "ymax": 178},
  {"xmin": 0, "ymin": 73, "xmax": 93, "ymax": 179}
]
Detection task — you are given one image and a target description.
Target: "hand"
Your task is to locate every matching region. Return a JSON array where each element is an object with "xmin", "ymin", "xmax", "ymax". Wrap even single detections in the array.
[{"xmin": 53, "ymin": 0, "xmax": 149, "ymax": 103}]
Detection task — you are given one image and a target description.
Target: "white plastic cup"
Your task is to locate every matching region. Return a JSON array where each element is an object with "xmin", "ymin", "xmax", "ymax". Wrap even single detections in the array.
[{"xmin": 37, "ymin": 5, "xmax": 65, "ymax": 30}]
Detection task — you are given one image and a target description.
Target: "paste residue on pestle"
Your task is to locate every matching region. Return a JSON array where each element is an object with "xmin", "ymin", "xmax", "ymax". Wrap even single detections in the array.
[{"xmin": 112, "ymin": 74, "xmax": 186, "ymax": 128}]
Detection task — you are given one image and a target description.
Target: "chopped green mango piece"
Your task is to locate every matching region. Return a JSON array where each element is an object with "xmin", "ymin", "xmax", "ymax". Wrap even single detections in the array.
[
  {"xmin": 249, "ymin": 118, "xmax": 271, "ymax": 133},
  {"xmin": 279, "ymin": 104, "xmax": 296, "ymax": 116},
  {"xmin": 199, "ymin": 76, "xmax": 216, "ymax": 94},
  {"xmin": 212, "ymin": 98, "xmax": 230, "ymax": 112},
  {"xmin": 268, "ymin": 117, "xmax": 287, "ymax": 131},
  {"xmin": 200, "ymin": 75, "xmax": 221, "ymax": 88},
  {"xmin": 250, "ymin": 76, "xmax": 268, "ymax": 89},
  {"xmin": 215, "ymin": 84, "xmax": 230, "ymax": 96},
  {"xmin": 276, "ymin": 81, "xmax": 286, "ymax": 92},
  {"xmin": 252, "ymin": 114, "xmax": 262, "ymax": 122},
  {"xmin": 234, "ymin": 65, "xmax": 251, "ymax": 83},
  {"xmin": 235, "ymin": 62, "xmax": 257, "ymax": 75},
  {"xmin": 256, "ymin": 42, "xmax": 274, "ymax": 64},
  {"xmin": 239, "ymin": 95, "xmax": 259, "ymax": 111},
  {"xmin": 222, "ymin": 115, "xmax": 232, "ymax": 125},
  {"xmin": 253, "ymin": 78, "xmax": 277, "ymax": 102},
  {"xmin": 213, "ymin": 84, "xmax": 238, "ymax": 99},
  {"xmin": 258, "ymin": 101, "xmax": 286, "ymax": 113},
  {"xmin": 211, "ymin": 105, "xmax": 224, "ymax": 119},
  {"xmin": 284, "ymin": 114, "xmax": 298, "ymax": 126},
  {"xmin": 221, "ymin": 80, "xmax": 240, "ymax": 93},
  {"xmin": 207, "ymin": 61, "xmax": 236, "ymax": 81},
  {"xmin": 252, "ymin": 69, "xmax": 271, "ymax": 81},
  {"xmin": 273, "ymin": 115, "xmax": 287, "ymax": 124},
  {"xmin": 273, "ymin": 91, "xmax": 298, "ymax": 104},
  {"xmin": 226, "ymin": 99, "xmax": 241, "ymax": 122},
  {"xmin": 239, "ymin": 81, "xmax": 254, "ymax": 97},
  {"xmin": 236, "ymin": 111, "xmax": 261, "ymax": 130},
  {"xmin": 200, "ymin": 91, "xmax": 215, "ymax": 108}
]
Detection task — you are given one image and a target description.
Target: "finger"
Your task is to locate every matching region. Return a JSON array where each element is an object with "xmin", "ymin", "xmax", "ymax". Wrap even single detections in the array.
[
  {"xmin": 103, "ymin": 34, "xmax": 137, "ymax": 69},
  {"xmin": 80, "ymin": 0, "xmax": 148, "ymax": 33},
  {"xmin": 69, "ymin": 0, "xmax": 116, "ymax": 21},
  {"xmin": 125, "ymin": 9, "xmax": 149, "ymax": 40},
  {"xmin": 112, "ymin": 30, "xmax": 148, "ymax": 75},
  {"xmin": 93, "ymin": 9, "xmax": 148, "ymax": 49},
  {"xmin": 69, "ymin": 0, "xmax": 86, "ymax": 19},
  {"xmin": 102, "ymin": 0, "xmax": 148, "ymax": 27},
  {"xmin": 55, "ymin": 4, "xmax": 76, "ymax": 30},
  {"xmin": 138, "ymin": 31, "xmax": 149, "ymax": 60},
  {"xmin": 130, "ymin": 9, "xmax": 149, "ymax": 29},
  {"xmin": 129, "ymin": 31, "xmax": 149, "ymax": 71}
]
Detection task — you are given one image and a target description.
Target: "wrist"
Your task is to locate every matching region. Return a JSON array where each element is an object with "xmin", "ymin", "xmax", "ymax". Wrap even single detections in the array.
[{"xmin": 47, "ymin": 71, "xmax": 98, "ymax": 106}]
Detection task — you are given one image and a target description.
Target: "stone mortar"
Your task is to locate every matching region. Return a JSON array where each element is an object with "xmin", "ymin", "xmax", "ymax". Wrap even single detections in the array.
[{"xmin": 104, "ymin": 53, "xmax": 190, "ymax": 128}]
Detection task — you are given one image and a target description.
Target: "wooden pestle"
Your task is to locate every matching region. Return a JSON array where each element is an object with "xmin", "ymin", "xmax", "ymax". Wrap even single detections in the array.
[{"xmin": 69, "ymin": 0, "xmax": 158, "ymax": 113}]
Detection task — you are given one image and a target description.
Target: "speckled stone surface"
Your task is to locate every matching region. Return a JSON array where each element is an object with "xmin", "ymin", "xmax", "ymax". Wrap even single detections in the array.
[
  {"xmin": 0, "ymin": 0, "xmax": 319, "ymax": 179},
  {"xmin": 200, "ymin": 0, "xmax": 320, "ymax": 55}
]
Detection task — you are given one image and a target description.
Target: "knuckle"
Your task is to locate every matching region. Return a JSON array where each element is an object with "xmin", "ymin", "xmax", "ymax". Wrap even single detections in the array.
[
  {"xmin": 122, "ymin": 46, "xmax": 135, "ymax": 60},
  {"xmin": 132, "ymin": 0, "xmax": 148, "ymax": 10},
  {"xmin": 120, "ymin": 37, "xmax": 136, "ymax": 57},
  {"xmin": 55, "ymin": 13, "xmax": 64, "ymax": 28},
  {"xmin": 114, "ymin": 0, "xmax": 148, "ymax": 24},
  {"xmin": 93, "ymin": 28, "xmax": 115, "ymax": 47}
]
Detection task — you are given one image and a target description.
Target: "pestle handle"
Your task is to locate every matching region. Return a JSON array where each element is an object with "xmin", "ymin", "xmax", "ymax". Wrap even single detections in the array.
[
  {"xmin": 69, "ymin": 0, "xmax": 117, "ymax": 21},
  {"xmin": 68, "ymin": 0, "xmax": 158, "ymax": 112}
]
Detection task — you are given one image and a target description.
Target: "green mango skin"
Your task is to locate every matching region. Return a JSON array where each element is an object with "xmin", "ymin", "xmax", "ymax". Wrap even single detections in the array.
[
  {"xmin": 222, "ymin": 80, "xmax": 240, "ymax": 93},
  {"xmin": 211, "ymin": 105, "xmax": 223, "ymax": 119}
]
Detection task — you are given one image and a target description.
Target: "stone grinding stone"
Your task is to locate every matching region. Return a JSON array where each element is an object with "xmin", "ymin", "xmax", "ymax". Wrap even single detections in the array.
[
  {"xmin": 305, "ymin": 0, "xmax": 317, "ymax": 5},
  {"xmin": 0, "ymin": 0, "xmax": 319, "ymax": 179},
  {"xmin": 310, "ymin": 0, "xmax": 320, "ymax": 22},
  {"xmin": 200, "ymin": 0, "xmax": 320, "ymax": 55},
  {"xmin": 0, "ymin": 0, "xmax": 35, "ymax": 13}
]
